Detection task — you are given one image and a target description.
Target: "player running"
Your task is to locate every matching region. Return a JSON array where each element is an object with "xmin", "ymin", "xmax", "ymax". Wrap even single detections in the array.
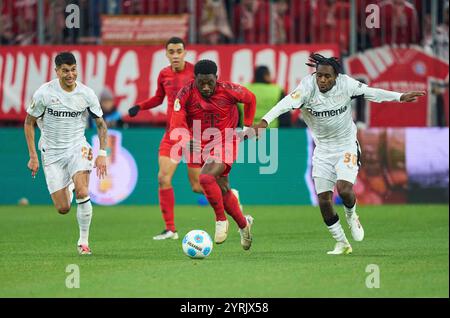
[
  {"xmin": 24, "ymin": 52, "xmax": 108, "ymax": 255},
  {"xmin": 169, "ymin": 60, "xmax": 256, "ymax": 249},
  {"xmin": 252, "ymin": 53, "xmax": 425, "ymax": 255},
  {"xmin": 128, "ymin": 37, "xmax": 200, "ymax": 240},
  {"xmin": 128, "ymin": 37, "xmax": 242, "ymax": 241}
]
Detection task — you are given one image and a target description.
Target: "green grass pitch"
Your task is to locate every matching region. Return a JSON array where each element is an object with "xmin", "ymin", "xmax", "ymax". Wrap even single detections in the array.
[{"xmin": 0, "ymin": 204, "xmax": 448, "ymax": 297}]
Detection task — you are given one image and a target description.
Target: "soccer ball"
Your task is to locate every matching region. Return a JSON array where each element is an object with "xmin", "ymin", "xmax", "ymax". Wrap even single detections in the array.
[{"xmin": 182, "ymin": 230, "xmax": 213, "ymax": 259}]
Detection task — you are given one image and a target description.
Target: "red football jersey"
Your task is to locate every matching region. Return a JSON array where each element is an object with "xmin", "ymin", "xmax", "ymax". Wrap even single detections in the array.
[
  {"xmin": 137, "ymin": 62, "xmax": 195, "ymax": 129},
  {"xmin": 169, "ymin": 80, "xmax": 256, "ymax": 148}
]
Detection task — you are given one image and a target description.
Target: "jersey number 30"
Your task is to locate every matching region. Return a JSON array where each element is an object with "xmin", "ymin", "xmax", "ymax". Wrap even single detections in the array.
[{"xmin": 343, "ymin": 153, "xmax": 358, "ymax": 167}]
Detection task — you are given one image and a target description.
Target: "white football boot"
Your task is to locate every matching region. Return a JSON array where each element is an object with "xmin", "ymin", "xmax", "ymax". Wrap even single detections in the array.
[
  {"xmin": 153, "ymin": 230, "xmax": 179, "ymax": 240},
  {"xmin": 327, "ymin": 241, "xmax": 352, "ymax": 255},
  {"xmin": 77, "ymin": 244, "xmax": 92, "ymax": 255},
  {"xmin": 215, "ymin": 219, "xmax": 229, "ymax": 244},
  {"xmin": 239, "ymin": 215, "xmax": 254, "ymax": 250},
  {"xmin": 346, "ymin": 212, "xmax": 364, "ymax": 241}
]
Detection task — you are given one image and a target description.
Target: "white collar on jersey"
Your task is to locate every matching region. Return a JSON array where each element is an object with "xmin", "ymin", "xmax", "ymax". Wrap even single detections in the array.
[
  {"xmin": 56, "ymin": 79, "xmax": 79, "ymax": 94},
  {"xmin": 317, "ymin": 82, "xmax": 337, "ymax": 97}
]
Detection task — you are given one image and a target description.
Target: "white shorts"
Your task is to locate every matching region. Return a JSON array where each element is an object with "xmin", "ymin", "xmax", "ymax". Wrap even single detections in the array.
[
  {"xmin": 41, "ymin": 141, "xmax": 94, "ymax": 194},
  {"xmin": 312, "ymin": 141, "xmax": 361, "ymax": 194}
]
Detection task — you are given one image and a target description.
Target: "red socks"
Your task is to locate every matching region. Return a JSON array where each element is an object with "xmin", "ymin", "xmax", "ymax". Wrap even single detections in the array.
[
  {"xmin": 159, "ymin": 188, "xmax": 176, "ymax": 232},
  {"xmin": 160, "ymin": 179, "xmax": 247, "ymax": 231},
  {"xmin": 199, "ymin": 174, "xmax": 227, "ymax": 221},
  {"xmin": 199, "ymin": 174, "xmax": 247, "ymax": 228},
  {"xmin": 223, "ymin": 190, "xmax": 247, "ymax": 229}
]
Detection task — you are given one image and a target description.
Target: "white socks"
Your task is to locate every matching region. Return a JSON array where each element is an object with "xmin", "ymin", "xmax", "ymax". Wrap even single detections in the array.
[
  {"xmin": 327, "ymin": 219, "xmax": 348, "ymax": 243},
  {"xmin": 344, "ymin": 202, "xmax": 356, "ymax": 218},
  {"xmin": 76, "ymin": 197, "xmax": 92, "ymax": 246}
]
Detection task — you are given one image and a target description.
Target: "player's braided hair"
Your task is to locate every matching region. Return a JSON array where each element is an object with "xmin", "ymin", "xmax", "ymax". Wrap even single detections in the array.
[
  {"xmin": 194, "ymin": 59, "xmax": 217, "ymax": 76},
  {"xmin": 306, "ymin": 53, "xmax": 342, "ymax": 75}
]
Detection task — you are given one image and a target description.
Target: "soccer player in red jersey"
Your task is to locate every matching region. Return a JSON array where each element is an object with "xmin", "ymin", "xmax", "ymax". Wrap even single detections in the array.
[
  {"xmin": 128, "ymin": 37, "xmax": 202, "ymax": 240},
  {"xmin": 169, "ymin": 60, "xmax": 256, "ymax": 249}
]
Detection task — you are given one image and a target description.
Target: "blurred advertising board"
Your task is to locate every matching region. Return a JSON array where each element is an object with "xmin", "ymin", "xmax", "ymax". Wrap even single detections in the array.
[
  {"xmin": 0, "ymin": 127, "xmax": 447, "ymax": 205},
  {"xmin": 0, "ymin": 44, "xmax": 338, "ymax": 124},
  {"xmin": 101, "ymin": 14, "xmax": 189, "ymax": 45},
  {"xmin": 306, "ymin": 127, "xmax": 449, "ymax": 205}
]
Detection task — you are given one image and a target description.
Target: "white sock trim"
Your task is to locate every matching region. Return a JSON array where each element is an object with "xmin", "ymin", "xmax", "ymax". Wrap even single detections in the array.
[
  {"xmin": 76, "ymin": 196, "xmax": 90, "ymax": 204},
  {"xmin": 77, "ymin": 199, "xmax": 92, "ymax": 246},
  {"xmin": 344, "ymin": 202, "xmax": 356, "ymax": 216}
]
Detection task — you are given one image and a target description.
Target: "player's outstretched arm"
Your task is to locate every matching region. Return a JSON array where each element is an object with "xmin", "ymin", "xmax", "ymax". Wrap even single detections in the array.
[
  {"xmin": 94, "ymin": 117, "xmax": 108, "ymax": 179},
  {"xmin": 129, "ymin": 74, "xmax": 166, "ymax": 117},
  {"xmin": 128, "ymin": 94, "xmax": 166, "ymax": 117},
  {"xmin": 400, "ymin": 91, "xmax": 426, "ymax": 102},
  {"xmin": 24, "ymin": 114, "xmax": 39, "ymax": 178},
  {"xmin": 348, "ymin": 76, "xmax": 426, "ymax": 103}
]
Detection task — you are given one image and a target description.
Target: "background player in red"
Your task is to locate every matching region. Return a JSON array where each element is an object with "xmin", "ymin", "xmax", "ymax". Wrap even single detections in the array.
[
  {"xmin": 128, "ymin": 37, "xmax": 202, "ymax": 240},
  {"xmin": 169, "ymin": 60, "xmax": 256, "ymax": 249}
]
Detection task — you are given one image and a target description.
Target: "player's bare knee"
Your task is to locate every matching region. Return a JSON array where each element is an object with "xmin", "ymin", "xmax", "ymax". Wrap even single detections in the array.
[
  {"xmin": 158, "ymin": 174, "xmax": 172, "ymax": 188},
  {"xmin": 318, "ymin": 198, "xmax": 332, "ymax": 209},
  {"xmin": 191, "ymin": 183, "xmax": 203, "ymax": 194},
  {"xmin": 75, "ymin": 188, "xmax": 89, "ymax": 200},
  {"xmin": 220, "ymin": 182, "xmax": 230, "ymax": 194},
  {"xmin": 337, "ymin": 186, "xmax": 353, "ymax": 200},
  {"xmin": 318, "ymin": 193, "xmax": 333, "ymax": 208},
  {"xmin": 57, "ymin": 205, "xmax": 70, "ymax": 214},
  {"xmin": 218, "ymin": 184, "xmax": 228, "ymax": 195}
]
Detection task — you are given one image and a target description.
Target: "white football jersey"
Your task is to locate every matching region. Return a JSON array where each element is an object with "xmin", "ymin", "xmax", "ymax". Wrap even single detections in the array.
[
  {"xmin": 26, "ymin": 79, "xmax": 103, "ymax": 164},
  {"xmin": 262, "ymin": 74, "xmax": 402, "ymax": 149}
]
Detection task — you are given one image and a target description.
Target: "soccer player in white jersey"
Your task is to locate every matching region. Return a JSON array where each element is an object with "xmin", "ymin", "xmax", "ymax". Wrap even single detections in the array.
[
  {"xmin": 24, "ymin": 52, "xmax": 108, "ymax": 255},
  {"xmin": 251, "ymin": 53, "xmax": 425, "ymax": 255}
]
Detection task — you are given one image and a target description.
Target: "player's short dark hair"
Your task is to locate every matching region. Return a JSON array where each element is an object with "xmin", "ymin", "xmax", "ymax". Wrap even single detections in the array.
[
  {"xmin": 194, "ymin": 60, "xmax": 217, "ymax": 76},
  {"xmin": 166, "ymin": 37, "xmax": 185, "ymax": 49},
  {"xmin": 306, "ymin": 53, "xmax": 342, "ymax": 75},
  {"xmin": 55, "ymin": 52, "xmax": 76, "ymax": 67}
]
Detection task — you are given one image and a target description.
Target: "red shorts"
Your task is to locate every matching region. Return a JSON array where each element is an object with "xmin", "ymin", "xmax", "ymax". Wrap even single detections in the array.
[
  {"xmin": 186, "ymin": 139, "xmax": 238, "ymax": 177},
  {"xmin": 159, "ymin": 133, "xmax": 239, "ymax": 175},
  {"xmin": 159, "ymin": 132, "xmax": 202, "ymax": 169}
]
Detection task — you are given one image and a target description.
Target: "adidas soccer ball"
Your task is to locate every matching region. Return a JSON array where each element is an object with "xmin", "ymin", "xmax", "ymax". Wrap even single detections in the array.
[{"xmin": 182, "ymin": 230, "xmax": 213, "ymax": 259}]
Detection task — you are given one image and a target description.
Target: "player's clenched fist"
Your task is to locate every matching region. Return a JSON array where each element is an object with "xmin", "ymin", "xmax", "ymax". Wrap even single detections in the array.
[
  {"xmin": 27, "ymin": 157, "xmax": 39, "ymax": 178},
  {"xmin": 128, "ymin": 105, "xmax": 141, "ymax": 117}
]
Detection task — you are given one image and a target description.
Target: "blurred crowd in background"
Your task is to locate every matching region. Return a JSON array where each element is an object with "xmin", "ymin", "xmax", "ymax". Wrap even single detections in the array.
[{"xmin": 1, "ymin": 0, "xmax": 448, "ymax": 58}]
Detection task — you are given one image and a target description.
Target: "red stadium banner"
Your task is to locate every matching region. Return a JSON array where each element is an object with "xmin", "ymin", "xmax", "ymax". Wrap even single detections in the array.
[
  {"xmin": 344, "ymin": 46, "xmax": 449, "ymax": 127},
  {"xmin": 0, "ymin": 44, "xmax": 339, "ymax": 124},
  {"xmin": 101, "ymin": 15, "xmax": 189, "ymax": 45}
]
